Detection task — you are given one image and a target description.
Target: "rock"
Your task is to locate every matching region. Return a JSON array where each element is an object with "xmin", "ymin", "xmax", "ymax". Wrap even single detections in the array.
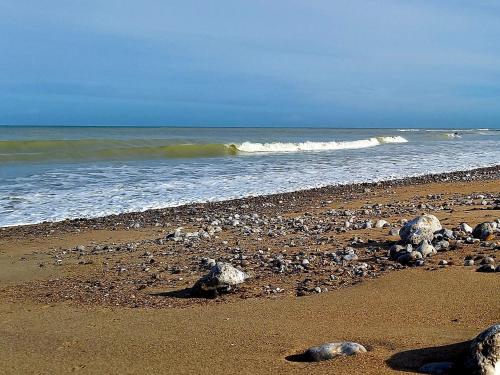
[
  {"xmin": 200, "ymin": 257, "xmax": 216, "ymax": 268},
  {"xmin": 343, "ymin": 253, "xmax": 358, "ymax": 262},
  {"xmin": 465, "ymin": 324, "xmax": 500, "ymax": 375},
  {"xmin": 460, "ymin": 223, "xmax": 473, "ymax": 234},
  {"xmin": 481, "ymin": 257, "xmax": 495, "ymax": 265},
  {"xmin": 477, "ymin": 264, "xmax": 496, "ymax": 273},
  {"xmin": 76, "ymin": 245, "xmax": 85, "ymax": 252},
  {"xmin": 389, "ymin": 244, "xmax": 405, "ymax": 260},
  {"xmin": 464, "ymin": 259, "xmax": 475, "ymax": 266},
  {"xmin": 389, "ymin": 227, "xmax": 400, "ymax": 236},
  {"xmin": 439, "ymin": 259, "xmax": 448, "ymax": 266},
  {"xmin": 417, "ymin": 241, "xmax": 436, "ymax": 258},
  {"xmin": 399, "ymin": 215, "xmax": 442, "ymax": 245},
  {"xmin": 434, "ymin": 240, "xmax": 450, "ymax": 251},
  {"xmin": 419, "ymin": 362, "xmax": 455, "ymax": 374},
  {"xmin": 192, "ymin": 262, "xmax": 249, "ymax": 297},
  {"xmin": 375, "ymin": 219, "xmax": 389, "ymax": 228},
  {"xmin": 303, "ymin": 342, "xmax": 367, "ymax": 362},
  {"xmin": 397, "ymin": 252, "xmax": 413, "ymax": 265},
  {"xmin": 473, "ymin": 222, "xmax": 496, "ymax": 241}
]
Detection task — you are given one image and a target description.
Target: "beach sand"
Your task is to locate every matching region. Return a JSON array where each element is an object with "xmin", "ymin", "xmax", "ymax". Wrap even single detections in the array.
[{"xmin": 0, "ymin": 167, "xmax": 499, "ymax": 374}]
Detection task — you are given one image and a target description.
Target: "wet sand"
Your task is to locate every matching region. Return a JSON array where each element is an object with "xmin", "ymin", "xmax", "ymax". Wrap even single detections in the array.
[{"xmin": 0, "ymin": 167, "xmax": 499, "ymax": 374}]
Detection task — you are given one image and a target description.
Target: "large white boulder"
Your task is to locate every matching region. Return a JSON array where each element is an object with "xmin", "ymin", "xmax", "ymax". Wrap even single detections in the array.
[
  {"xmin": 192, "ymin": 262, "xmax": 248, "ymax": 297},
  {"xmin": 399, "ymin": 214, "xmax": 442, "ymax": 245}
]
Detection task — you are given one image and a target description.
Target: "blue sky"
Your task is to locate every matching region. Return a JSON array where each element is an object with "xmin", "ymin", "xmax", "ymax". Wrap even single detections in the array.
[{"xmin": 1, "ymin": 1, "xmax": 500, "ymax": 127}]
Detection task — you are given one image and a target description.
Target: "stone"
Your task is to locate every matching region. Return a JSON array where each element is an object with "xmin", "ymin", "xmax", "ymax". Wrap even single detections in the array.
[
  {"xmin": 397, "ymin": 252, "xmax": 413, "ymax": 265},
  {"xmin": 434, "ymin": 240, "xmax": 450, "ymax": 252},
  {"xmin": 399, "ymin": 214, "xmax": 442, "ymax": 245},
  {"xmin": 417, "ymin": 241, "xmax": 436, "ymax": 258},
  {"xmin": 419, "ymin": 362, "xmax": 455, "ymax": 374},
  {"xmin": 375, "ymin": 219, "xmax": 389, "ymax": 228},
  {"xmin": 473, "ymin": 222, "xmax": 496, "ymax": 241},
  {"xmin": 303, "ymin": 342, "xmax": 367, "ymax": 362},
  {"xmin": 438, "ymin": 259, "xmax": 448, "ymax": 266},
  {"xmin": 389, "ymin": 244, "xmax": 405, "ymax": 260},
  {"xmin": 465, "ymin": 324, "xmax": 500, "ymax": 375},
  {"xmin": 440, "ymin": 228, "xmax": 455, "ymax": 240},
  {"xmin": 343, "ymin": 253, "xmax": 358, "ymax": 262},
  {"xmin": 464, "ymin": 259, "xmax": 475, "ymax": 266},
  {"xmin": 389, "ymin": 227, "xmax": 400, "ymax": 236},
  {"xmin": 460, "ymin": 223, "xmax": 473, "ymax": 234},
  {"xmin": 192, "ymin": 262, "xmax": 248, "ymax": 296},
  {"xmin": 477, "ymin": 264, "xmax": 496, "ymax": 273},
  {"xmin": 481, "ymin": 257, "xmax": 495, "ymax": 265}
]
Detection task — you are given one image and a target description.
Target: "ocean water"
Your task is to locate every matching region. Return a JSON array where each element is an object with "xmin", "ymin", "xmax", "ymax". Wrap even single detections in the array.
[{"xmin": 0, "ymin": 126, "xmax": 499, "ymax": 227}]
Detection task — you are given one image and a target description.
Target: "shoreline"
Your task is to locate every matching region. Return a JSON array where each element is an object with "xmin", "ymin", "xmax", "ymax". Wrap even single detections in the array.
[{"xmin": 2, "ymin": 164, "xmax": 499, "ymax": 234}]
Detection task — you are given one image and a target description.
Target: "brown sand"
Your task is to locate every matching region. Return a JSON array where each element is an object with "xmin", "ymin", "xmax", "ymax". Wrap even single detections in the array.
[
  {"xmin": 0, "ymin": 174, "xmax": 499, "ymax": 374},
  {"xmin": 0, "ymin": 268, "xmax": 498, "ymax": 374}
]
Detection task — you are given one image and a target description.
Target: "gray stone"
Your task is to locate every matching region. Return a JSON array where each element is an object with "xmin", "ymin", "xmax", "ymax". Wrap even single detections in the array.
[
  {"xmin": 389, "ymin": 244, "xmax": 405, "ymax": 260},
  {"xmin": 477, "ymin": 264, "xmax": 496, "ymax": 273},
  {"xmin": 481, "ymin": 257, "xmax": 495, "ymax": 265},
  {"xmin": 464, "ymin": 259, "xmax": 475, "ymax": 266},
  {"xmin": 465, "ymin": 324, "xmax": 500, "ymax": 375},
  {"xmin": 417, "ymin": 241, "xmax": 436, "ymax": 258},
  {"xmin": 434, "ymin": 240, "xmax": 450, "ymax": 251},
  {"xmin": 473, "ymin": 222, "xmax": 496, "ymax": 241},
  {"xmin": 419, "ymin": 362, "xmax": 455, "ymax": 374},
  {"xmin": 304, "ymin": 342, "xmax": 367, "ymax": 362},
  {"xmin": 343, "ymin": 253, "xmax": 358, "ymax": 262},
  {"xmin": 399, "ymin": 214, "xmax": 442, "ymax": 245}
]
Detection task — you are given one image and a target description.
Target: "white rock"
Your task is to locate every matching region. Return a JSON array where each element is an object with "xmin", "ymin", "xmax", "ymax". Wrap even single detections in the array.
[
  {"xmin": 465, "ymin": 324, "xmax": 500, "ymax": 375},
  {"xmin": 304, "ymin": 342, "xmax": 367, "ymax": 362},
  {"xmin": 375, "ymin": 219, "xmax": 389, "ymax": 228},
  {"xmin": 460, "ymin": 222, "xmax": 473, "ymax": 234},
  {"xmin": 192, "ymin": 262, "xmax": 248, "ymax": 296},
  {"xmin": 399, "ymin": 214, "xmax": 442, "ymax": 245}
]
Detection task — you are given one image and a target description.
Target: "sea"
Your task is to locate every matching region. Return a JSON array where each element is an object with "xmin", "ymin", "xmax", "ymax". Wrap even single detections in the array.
[{"xmin": 1, "ymin": 126, "xmax": 499, "ymax": 227}]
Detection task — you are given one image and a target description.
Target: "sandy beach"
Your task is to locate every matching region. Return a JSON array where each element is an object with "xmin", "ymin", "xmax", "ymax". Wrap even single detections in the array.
[{"xmin": 1, "ymin": 166, "xmax": 499, "ymax": 374}]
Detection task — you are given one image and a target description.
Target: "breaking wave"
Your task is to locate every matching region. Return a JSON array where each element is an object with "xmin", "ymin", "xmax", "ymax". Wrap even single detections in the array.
[{"xmin": 233, "ymin": 136, "xmax": 408, "ymax": 153}]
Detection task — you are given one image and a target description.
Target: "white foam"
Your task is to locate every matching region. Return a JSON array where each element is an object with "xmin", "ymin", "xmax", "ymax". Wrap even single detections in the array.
[
  {"xmin": 377, "ymin": 136, "xmax": 409, "ymax": 143},
  {"xmin": 233, "ymin": 136, "xmax": 408, "ymax": 153},
  {"xmin": 234, "ymin": 138, "xmax": 383, "ymax": 153}
]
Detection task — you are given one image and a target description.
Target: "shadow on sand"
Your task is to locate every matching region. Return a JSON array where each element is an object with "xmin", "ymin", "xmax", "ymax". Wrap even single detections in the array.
[
  {"xmin": 150, "ymin": 288, "xmax": 218, "ymax": 299},
  {"xmin": 285, "ymin": 353, "xmax": 311, "ymax": 363},
  {"xmin": 386, "ymin": 340, "xmax": 470, "ymax": 374}
]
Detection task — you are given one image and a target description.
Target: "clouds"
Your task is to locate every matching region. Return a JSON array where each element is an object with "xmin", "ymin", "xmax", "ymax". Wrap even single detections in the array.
[{"xmin": 1, "ymin": 0, "xmax": 499, "ymax": 127}]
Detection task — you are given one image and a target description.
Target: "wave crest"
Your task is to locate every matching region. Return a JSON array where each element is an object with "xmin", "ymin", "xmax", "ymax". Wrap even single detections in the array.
[{"xmin": 232, "ymin": 136, "xmax": 408, "ymax": 153}]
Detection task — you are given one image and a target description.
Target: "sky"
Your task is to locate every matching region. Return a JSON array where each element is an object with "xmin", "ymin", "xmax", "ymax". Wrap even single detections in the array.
[{"xmin": 1, "ymin": 1, "xmax": 500, "ymax": 128}]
